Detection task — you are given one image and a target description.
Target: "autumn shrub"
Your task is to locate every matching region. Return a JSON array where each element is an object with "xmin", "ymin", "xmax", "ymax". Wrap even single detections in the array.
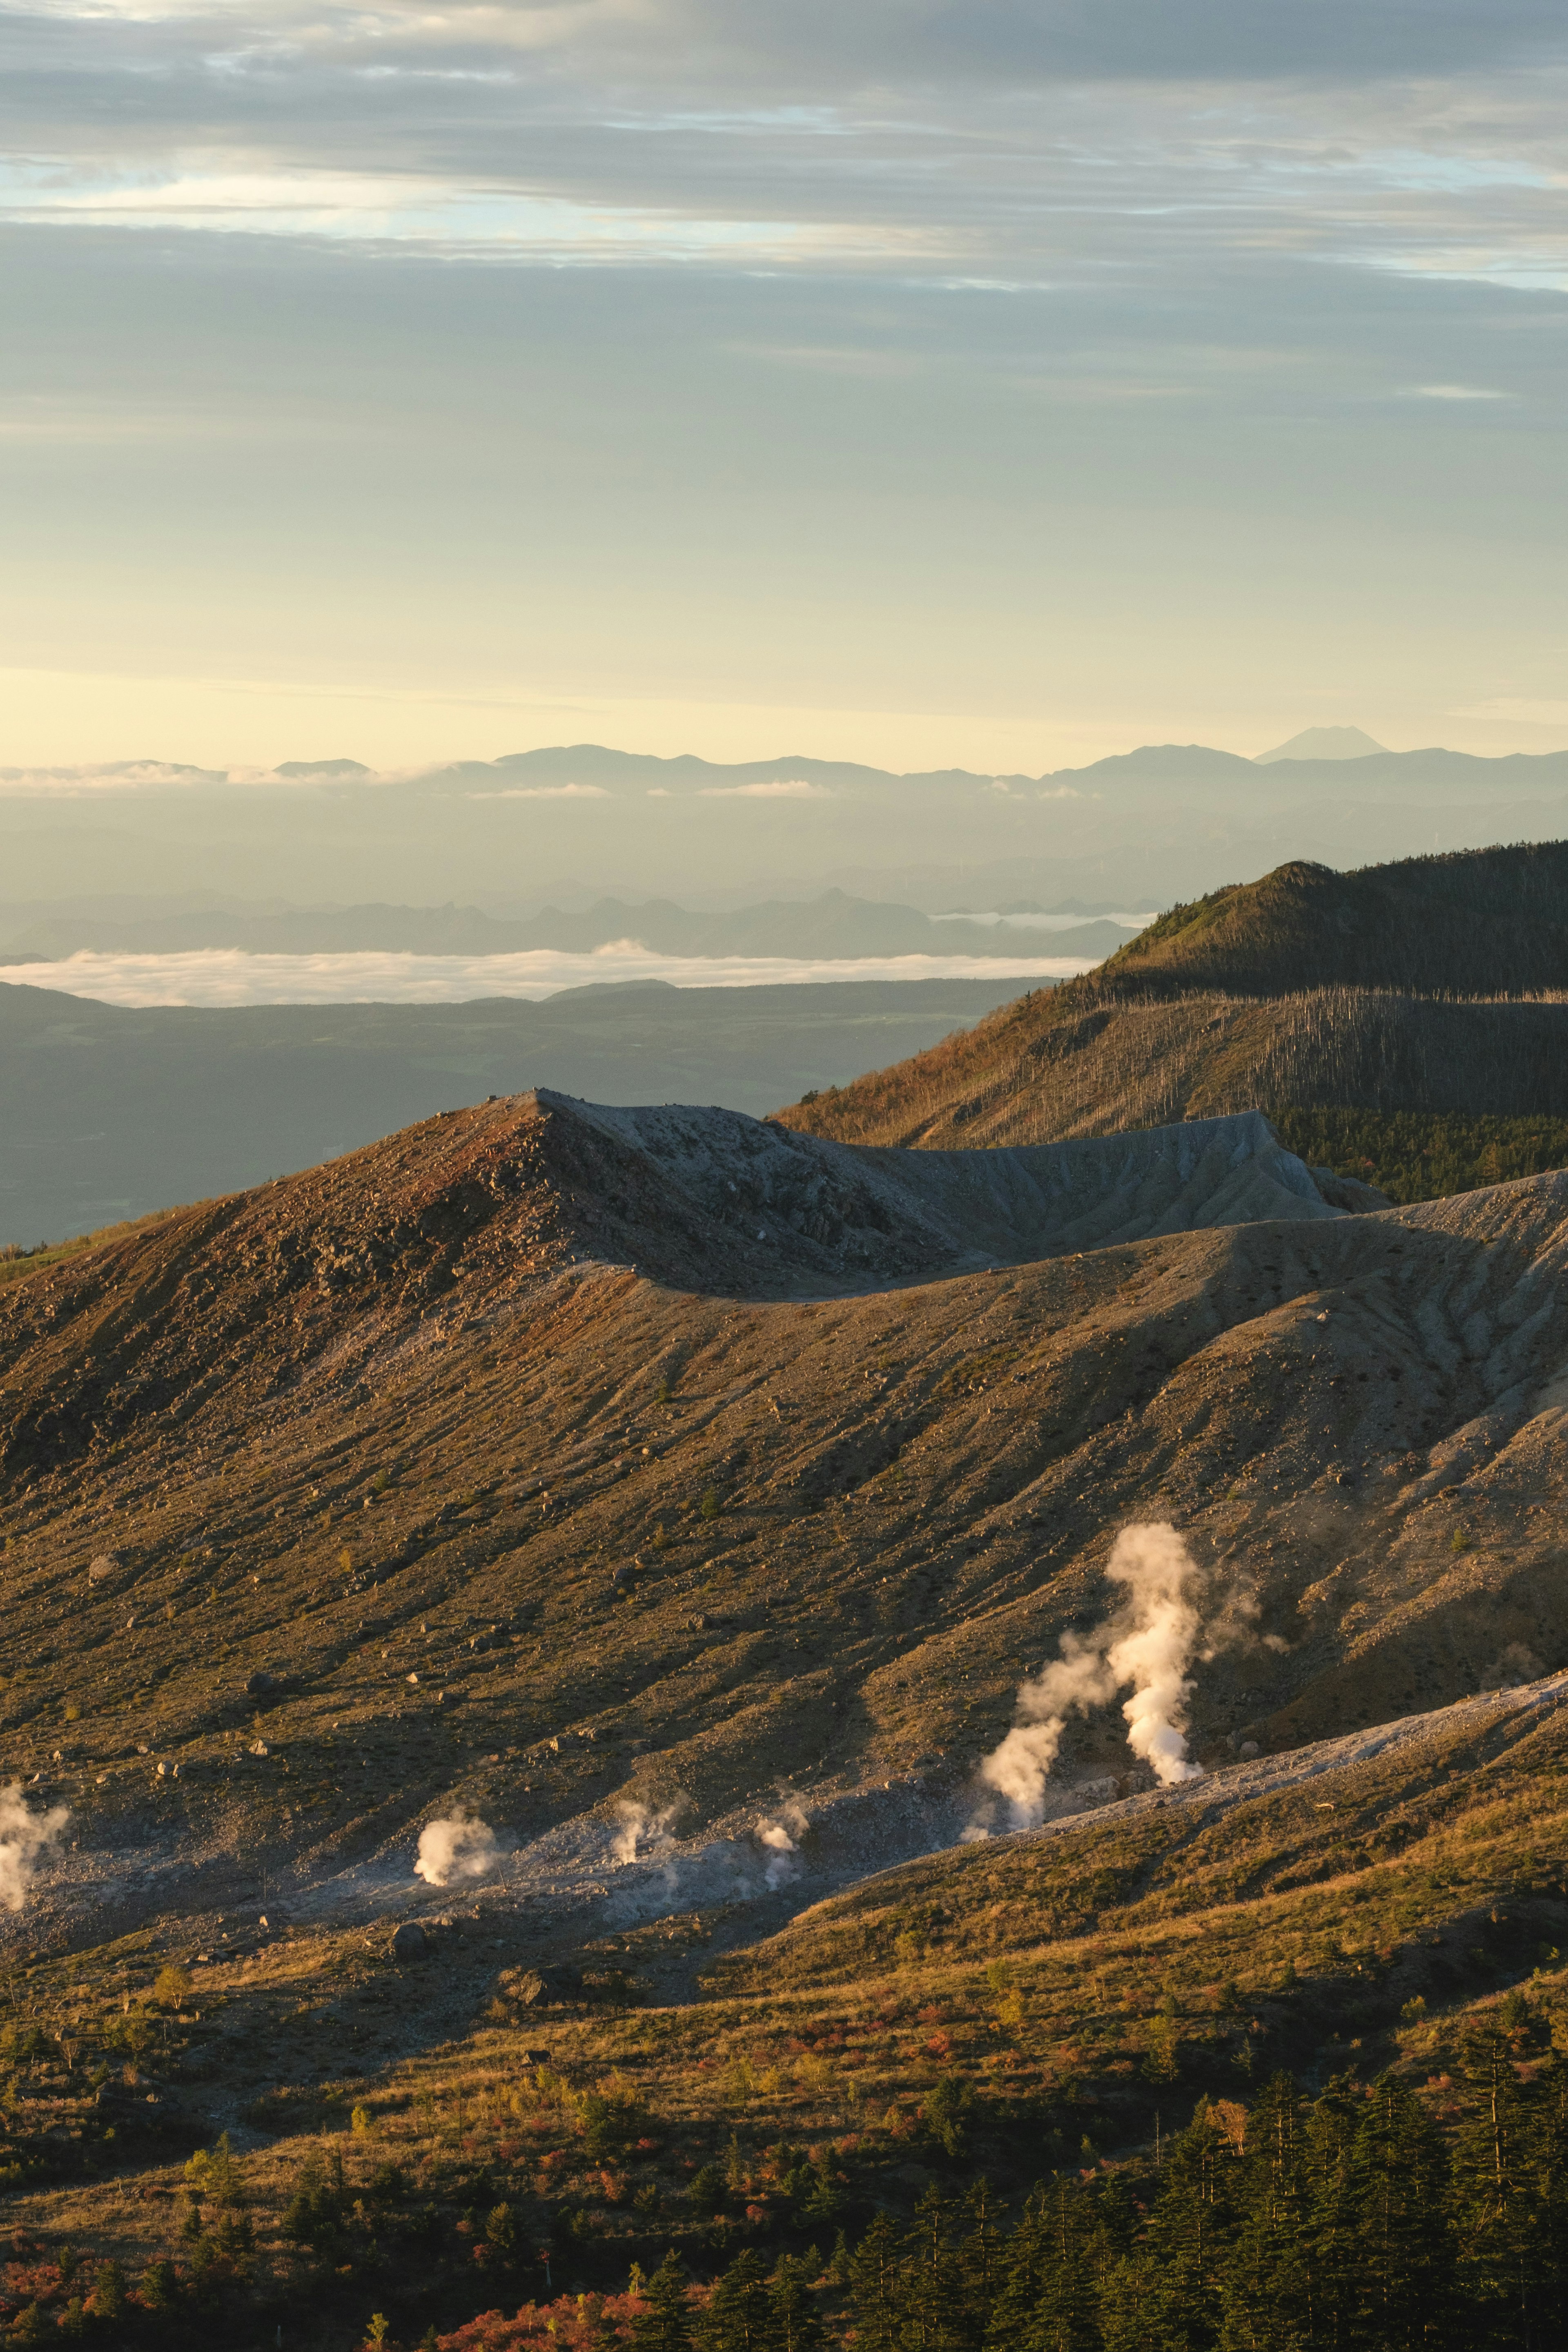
[{"xmin": 153, "ymin": 1964, "xmax": 193, "ymax": 2013}]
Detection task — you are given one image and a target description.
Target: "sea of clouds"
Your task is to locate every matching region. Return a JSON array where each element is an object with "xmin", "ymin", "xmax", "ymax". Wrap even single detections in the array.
[{"xmin": 0, "ymin": 947, "xmax": 1100, "ymax": 1008}]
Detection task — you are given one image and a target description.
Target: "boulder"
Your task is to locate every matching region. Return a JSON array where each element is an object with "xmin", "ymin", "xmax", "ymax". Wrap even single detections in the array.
[
  {"xmin": 391, "ymin": 1922, "xmax": 430, "ymax": 1962},
  {"xmin": 506, "ymin": 1963, "xmax": 581, "ymax": 2007}
]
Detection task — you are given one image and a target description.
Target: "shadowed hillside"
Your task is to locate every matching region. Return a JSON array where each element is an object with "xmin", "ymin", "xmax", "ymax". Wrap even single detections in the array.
[
  {"xmin": 776, "ymin": 841, "xmax": 1568, "ymax": 1175},
  {"xmin": 1090, "ymin": 840, "xmax": 1568, "ymax": 1002}
]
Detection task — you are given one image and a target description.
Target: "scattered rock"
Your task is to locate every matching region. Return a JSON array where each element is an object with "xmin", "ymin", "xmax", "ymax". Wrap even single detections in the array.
[
  {"xmin": 503, "ymin": 1963, "xmax": 582, "ymax": 2007},
  {"xmin": 245, "ymin": 1668, "xmax": 301, "ymax": 1697}
]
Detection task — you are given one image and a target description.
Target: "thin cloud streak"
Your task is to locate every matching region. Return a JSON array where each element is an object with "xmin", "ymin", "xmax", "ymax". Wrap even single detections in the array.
[
  {"xmin": 4, "ymin": 9, "xmax": 1568, "ymax": 290},
  {"xmin": 0, "ymin": 947, "xmax": 1101, "ymax": 1007}
]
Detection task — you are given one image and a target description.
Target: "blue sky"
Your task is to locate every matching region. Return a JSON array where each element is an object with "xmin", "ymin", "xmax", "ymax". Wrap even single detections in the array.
[{"xmin": 2, "ymin": 0, "xmax": 1566, "ymax": 770}]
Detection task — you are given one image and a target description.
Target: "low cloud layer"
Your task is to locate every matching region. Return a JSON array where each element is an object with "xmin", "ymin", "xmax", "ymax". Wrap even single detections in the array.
[{"xmin": 0, "ymin": 947, "xmax": 1095, "ymax": 1008}]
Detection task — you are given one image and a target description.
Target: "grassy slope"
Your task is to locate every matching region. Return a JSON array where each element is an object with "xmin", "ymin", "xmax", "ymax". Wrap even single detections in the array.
[
  {"xmin": 777, "ymin": 842, "xmax": 1568, "ymax": 1177},
  {"xmin": 4, "ymin": 1679, "xmax": 1566, "ymax": 2346}
]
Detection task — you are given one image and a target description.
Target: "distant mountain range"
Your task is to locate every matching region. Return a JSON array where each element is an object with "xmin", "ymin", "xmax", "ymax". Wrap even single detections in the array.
[
  {"xmin": 0, "ymin": 887, "xmax": 1143, "ymax": 966},
  {"xmin": 4, "ymin": 739, "xmax": 1568, "ymax": 914}
]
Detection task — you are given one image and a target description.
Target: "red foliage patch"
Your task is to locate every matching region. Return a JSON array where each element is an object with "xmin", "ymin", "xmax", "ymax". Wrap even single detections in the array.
[{"xmin": 434, "ymin": 2290, "xmax": 654, "ymax": 2348}]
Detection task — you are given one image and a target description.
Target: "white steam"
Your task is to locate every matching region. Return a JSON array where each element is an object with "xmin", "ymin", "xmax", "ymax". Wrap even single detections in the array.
[
  {"xmin": 0, "ymin": 1783, "xmax": 70, "ymax": 1911},
  {"xmin": 755, "ymin": 1798, "xmax": 808, "ymax": 1890},
  {"xmin": 611, "ymin": 1800, "xmax": 680, "ymax": 1867},
  {"xmin": 972, "ymin": 1523, "xmax": 1212, "ymax": 1835},
  {"xmin": 414, "ymin": 1810, "xmax": 499, "ymax": 1886}
]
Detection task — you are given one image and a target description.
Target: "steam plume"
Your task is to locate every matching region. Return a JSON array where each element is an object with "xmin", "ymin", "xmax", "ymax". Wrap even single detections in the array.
[
  {"xmin": 414, "ymin": 1810, "xmax": 499, "ymax": 1886},
  {"xmin": 755, "ymin": 1798, "xmax": 808, "ymax": 1890},
  {"xmin": 611, "ymin": 1800, "xmax": 679, "ymax": 1867},
  {"xmin": 973, "ymin": 1522, "xmax": 1208, "ymax": 1834},
  {"xmin": 0, "ymin": 1783, "xmax": 70, "ymax": 1911}
]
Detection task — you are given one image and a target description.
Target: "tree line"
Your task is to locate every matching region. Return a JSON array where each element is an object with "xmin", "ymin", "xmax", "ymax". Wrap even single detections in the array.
[{"xmin": 628, "ymin": 2021, "xmax": 1568, "ymax": 2352}]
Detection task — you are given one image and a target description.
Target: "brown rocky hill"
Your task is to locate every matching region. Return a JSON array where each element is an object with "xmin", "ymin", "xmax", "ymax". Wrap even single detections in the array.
[{"xmin": 4, "ymin": 1088, "xmax": 1568, "ymax": 1978}]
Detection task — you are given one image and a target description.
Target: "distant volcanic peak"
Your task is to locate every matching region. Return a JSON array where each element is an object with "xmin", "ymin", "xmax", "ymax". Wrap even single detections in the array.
[{"xmin": 1254, "ymin": 725, "xmax": 1388, "ymax": 764}]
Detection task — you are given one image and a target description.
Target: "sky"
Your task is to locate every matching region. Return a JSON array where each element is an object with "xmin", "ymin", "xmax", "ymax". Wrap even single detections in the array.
[{"xmin": 4, "ymin": 0, "xmax": 1568, "ymax": 774}]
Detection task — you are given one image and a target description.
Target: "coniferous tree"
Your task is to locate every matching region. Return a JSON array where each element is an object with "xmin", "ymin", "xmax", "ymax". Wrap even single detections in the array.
[
  {"xmin": 900, "ymin": 2183, "xmax": 969, "ymax": 2352},
  {"xmin": 1525, "ymin": 2048, "xmax": 1568, "ymax": 2325},
  {"xmin": 1450, "ymin": 2023, "xmax": 1559, "ymax": 2350},
  {"xmin": 850, "ymin": 2214, "xmax": 904, "ymax": 2352},
  {"xmin": 768, "ymin": 2254, "xmax": 826, "ymax": 2352},
  {"xmin": 633, "ymin": 2250, "xmax": 697, "ymax": 2352},
  {"xmin": 1219, "ymin": 2072, "xmax": 1313, "ymax": 2352},
  {"xmin": 1116, "ymin": 2101, "xmax": 1241, "ymax": 2351},
  {"xmin": 956, "ymin": 2176, "xmax": 1004, "ymax": 2345},
  {"xmin": 1032, "ymin": 2176, "xmax": 1104, "ymax": 2352},
  {"xmin": 1097, "ymin": 2230, "xmax": 1157, "ymax": 2352},
  {"xmin": 982, "ymin": 2190, "xmax": 1048, "ymax": 2352},
  {"xmin": 1344, "ymin": 2071, "xmax": 1451, "ymax": 2350},
  {"xmin": 701, "ymin": 2248, "xmax": 773, "ymax": 2352},
  {"xmin": 1302, "ymin": 2069, "xmax": 1365, "ymax": 2346}
]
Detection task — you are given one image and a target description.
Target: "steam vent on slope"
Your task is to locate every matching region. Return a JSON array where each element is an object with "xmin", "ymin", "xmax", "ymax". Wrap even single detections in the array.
[{"xmin": 7, "ymin": 1081, "xmax": 1568, "ymax": 2321}]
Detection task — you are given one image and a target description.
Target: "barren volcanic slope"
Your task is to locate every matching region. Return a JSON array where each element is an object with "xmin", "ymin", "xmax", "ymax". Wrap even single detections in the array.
[
  {"xmin": 5, "ymin": 1093, "xmax": 1568, "ymax": 2342},
  {"xmin": 778, "ymin": 840, "xmax": 1568, "ymax": 1155}
]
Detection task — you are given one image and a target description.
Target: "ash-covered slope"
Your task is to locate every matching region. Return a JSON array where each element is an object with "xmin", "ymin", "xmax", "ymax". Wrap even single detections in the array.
[
  {"xmin": 8, "ymin": 1081, "xmax": 1568, "ymax": 1980},
  {"xmin": 552, "ymin": 1095, "xmax": 1346, "ymax": 1286},
  {"xmin": 0, "ymin": 1091, "xmax": 1342, "ymax": 1482}
]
